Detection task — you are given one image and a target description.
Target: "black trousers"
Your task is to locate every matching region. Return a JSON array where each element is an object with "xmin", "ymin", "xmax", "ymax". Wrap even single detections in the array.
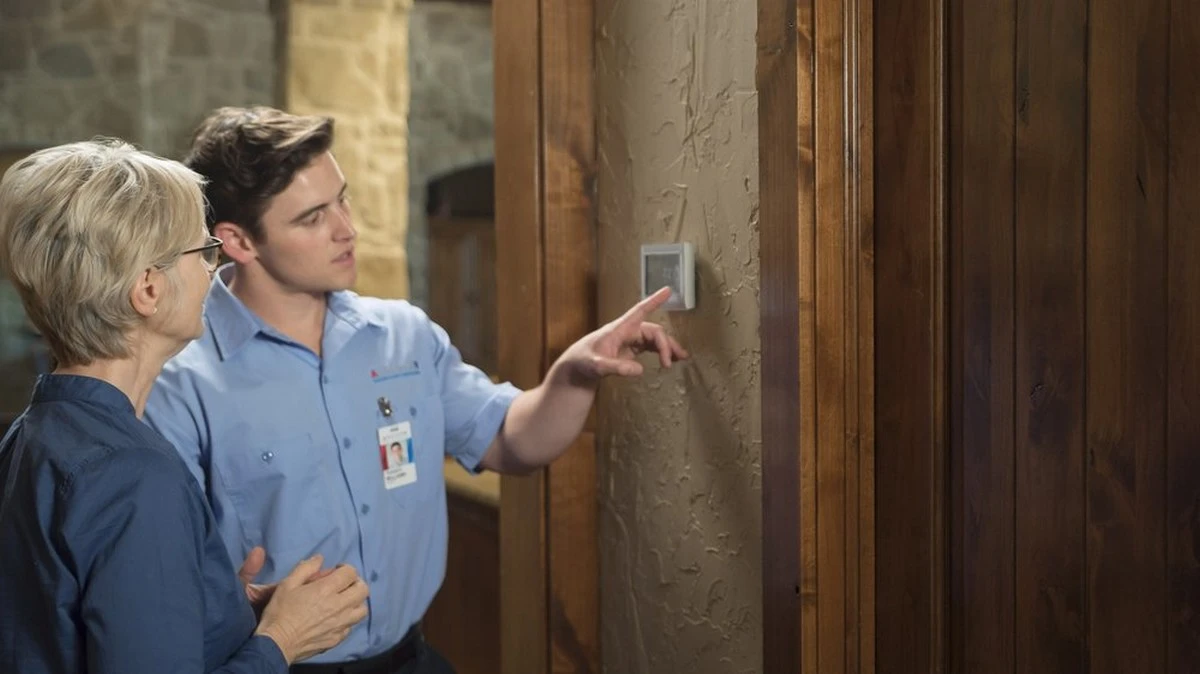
[{"xmin": 289, "ymin": 625, "xmax": 456, "ymax": 674}]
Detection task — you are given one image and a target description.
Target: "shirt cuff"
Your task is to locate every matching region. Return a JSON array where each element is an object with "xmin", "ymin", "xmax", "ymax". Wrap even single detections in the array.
[
  {"xmin": 454, "ymin": 382, "xmax": 521, "ymax": 473},
  {"xmin": 247, "ymin": 634, "xmax": 289, "ymax": 673}
]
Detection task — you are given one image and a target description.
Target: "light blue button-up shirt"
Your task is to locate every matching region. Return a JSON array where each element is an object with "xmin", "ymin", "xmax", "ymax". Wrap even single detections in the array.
[{"xmin": 145, "ymin": 266, "xmax": 520, "ymax": 664}]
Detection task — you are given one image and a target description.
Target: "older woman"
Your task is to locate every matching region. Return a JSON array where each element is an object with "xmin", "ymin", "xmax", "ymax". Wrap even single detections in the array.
[{"xmin": 0, "ymin": 140, "xmax": 368, "ymax": 673}]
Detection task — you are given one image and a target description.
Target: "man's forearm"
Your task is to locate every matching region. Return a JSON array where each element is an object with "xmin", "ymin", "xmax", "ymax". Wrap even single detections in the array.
[{"xmin": 487, "ymin": 361, "xmax": 598, "ymax": 474}]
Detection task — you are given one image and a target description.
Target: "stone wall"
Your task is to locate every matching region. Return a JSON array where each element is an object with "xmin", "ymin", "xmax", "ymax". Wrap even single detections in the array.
[
  {"xmin": 0, "ymin": 0, "xmax": 280, "ymax": 419},
  {"xmin": 287, "ymin": 0, "xmax": 412, "ymax": 300},
  {"xmin": 0, "ymin": 0, "xmax": 279, "ymax": 157},
  {"xmin": 595, "ymin": 0, "xmax": 763, "ymax": 671},
  {"xmin": 140, "ymin": 0, "xmax": 280, "ymax": 156},
  {"xmin": 406, "ymin": 0, "xmax": 493, "ymax": 309}
]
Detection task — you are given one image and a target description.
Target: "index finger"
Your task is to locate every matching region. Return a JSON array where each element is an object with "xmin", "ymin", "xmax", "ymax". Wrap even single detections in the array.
[{"xmin": 619, "ymin": 287, "xmax": 672, "ymax": 325}]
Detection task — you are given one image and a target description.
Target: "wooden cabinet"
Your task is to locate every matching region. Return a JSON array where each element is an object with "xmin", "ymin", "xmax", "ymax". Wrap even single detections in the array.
[{"xmin": 424, "ymin": 462, "xmax": 501, "ymax": 674}]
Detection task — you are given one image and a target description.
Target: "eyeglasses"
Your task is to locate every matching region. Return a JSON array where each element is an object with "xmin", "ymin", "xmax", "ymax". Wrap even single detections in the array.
[{"xmin": 180, "ymin": 236, "xmax": 224, "ymax": 267}]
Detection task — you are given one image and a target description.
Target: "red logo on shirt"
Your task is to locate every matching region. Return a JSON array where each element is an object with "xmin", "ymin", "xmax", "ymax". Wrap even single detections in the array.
[{"xmin": 370, "ymin": 370, "xmax": 378, "ymax": 378}]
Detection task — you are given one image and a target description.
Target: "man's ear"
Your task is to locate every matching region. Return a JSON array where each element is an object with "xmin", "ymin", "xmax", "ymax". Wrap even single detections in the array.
[
  {"xmin": 130, "ymin": 267, "xmax": 164, "ymax": 319},
  {"xmin": 213, "ymin": 221, "xmax": 259, "ymax": 265}
]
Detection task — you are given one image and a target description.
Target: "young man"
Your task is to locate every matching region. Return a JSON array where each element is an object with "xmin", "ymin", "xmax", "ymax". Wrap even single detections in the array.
[{"xmin": 144, "ymin": 106, "xmax": 687, "ymax": 674}]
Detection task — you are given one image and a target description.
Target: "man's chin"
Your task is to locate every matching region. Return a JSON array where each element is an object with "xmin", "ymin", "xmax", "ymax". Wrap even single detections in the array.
[
  {"xmin": 322, "ymin": 272, "xmax": 358, "ymax": 294},
  {"xmin": 336, "ymin": 270, "xmax": 358, "ymax": 291}
]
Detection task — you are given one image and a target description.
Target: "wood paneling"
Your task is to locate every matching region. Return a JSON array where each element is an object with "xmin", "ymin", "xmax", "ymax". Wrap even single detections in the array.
[
  {"xmin": 1013, "ymin": 0, "xmax": 1088, "ymax": 671},
  {"xmin": 758, "ymin": 0, "xmax": 873, "ymax": 671},
  {"xmin": 424, "ymin": 494, "xmax": 501, "ymax": 674},
  {"xmin": 495, "ymin": 0, "xmax": 598, "ymax": 672},
  {"xmin": 494, "ymin": 0, "xmax": 548, "ymax": 669},
  {"xmin": 1084, "ymin": 0, "xmax": 1169, "ymax": 672},
  {"xmin": 759, "ymin": 0, "xmax": 1200, "ymax": 668},
  {"xmin": 873, "ymin": 0, "xmax": 945, "ymax": 669},
  {"xmin": 873, "ymin": 0, "xmax": 1198, "ymax": 672},
  {"xmin": 1167, "ymin": 0, "xmax": 1200, "ymax": 668},
  {"xmin": 948, "ymin": 0, "xmax": 1015, "ymax": 671},
  {"xmin": 540, "ymin": 1, "xmax": 598, "ymax": 672}
]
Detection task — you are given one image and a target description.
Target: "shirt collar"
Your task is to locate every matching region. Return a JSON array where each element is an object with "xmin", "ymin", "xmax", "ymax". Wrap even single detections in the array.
[
  {"xmin": 205, "ymin": 264, "xmax": 385, "ymax": 361},
  {"xmin": 31, "ymin": 374, "xmax": 136, "ymax": 417},
  {"xmin": 326, "ymin": 288, "xmax": 385, "ymax": 332},
  {"xmin": 205, "ymin": 265, "xmax": 266, "ymax": 361}
]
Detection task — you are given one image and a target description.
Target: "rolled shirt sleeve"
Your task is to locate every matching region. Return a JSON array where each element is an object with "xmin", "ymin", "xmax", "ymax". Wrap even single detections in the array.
[{"xmin": 427, "ymin": 319, "xmax": 521, "ymax": 471}]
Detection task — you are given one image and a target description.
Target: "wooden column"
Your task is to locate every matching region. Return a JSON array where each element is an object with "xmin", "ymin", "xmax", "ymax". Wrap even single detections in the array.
[
  {"xmin": 494, "ymin": 0, "xmax": 598, "ymax": 672},
  {"xmin": 758, "ymin": 0, "xmax": 874, "ymax": 671}
]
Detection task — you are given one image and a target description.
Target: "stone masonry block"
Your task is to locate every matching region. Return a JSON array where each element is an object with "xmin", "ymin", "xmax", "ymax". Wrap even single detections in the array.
[
  {"xmin": 355, "ymin": 247, "xmax": 409, "ymax": 300},
  {"xmin": 289, "ymin": 43, "xmax": 383, "ymax": 113},
  {"xmin": 37, "ymin": 43, "xmax": 96, "ymax": 78}
]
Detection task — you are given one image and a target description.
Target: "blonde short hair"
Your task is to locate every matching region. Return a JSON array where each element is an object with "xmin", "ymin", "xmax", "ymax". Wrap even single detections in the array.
[{"xmin": 0, "ymin": 139, "xmax": 207, "ymax": 367}]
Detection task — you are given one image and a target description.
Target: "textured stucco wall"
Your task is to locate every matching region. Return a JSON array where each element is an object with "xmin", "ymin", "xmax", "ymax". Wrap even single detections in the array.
[
  {"xmin": 288, "ymin": 0, "xmax": 412, "ymax": 300},
  {"xmin": 595, "ymin": 1, "xmax": 762, "ymax": 672}
]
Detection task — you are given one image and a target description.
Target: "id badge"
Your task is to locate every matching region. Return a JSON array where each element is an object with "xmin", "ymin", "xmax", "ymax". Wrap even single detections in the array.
[{"xmin": 378, "ymin": 421, "xmax": 417, "ymax": 489}]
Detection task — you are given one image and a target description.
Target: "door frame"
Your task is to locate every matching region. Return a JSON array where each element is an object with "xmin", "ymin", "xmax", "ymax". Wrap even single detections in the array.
[
  {"xmin": 493, "ymin": 1, "xmax": 600, "ymax": 673},
  {"xmin": 757, "ymin": 0, "xmax": 878, "ymax": 671}
]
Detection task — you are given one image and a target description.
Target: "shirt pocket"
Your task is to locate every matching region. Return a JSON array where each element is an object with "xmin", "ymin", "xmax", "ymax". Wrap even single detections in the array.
[
  {"xmin": 217, "ymin": 428, "xmax": 339, "ymax": 558},
  {"xmin": 371, "ymin": 371, "xmax": 442, "ymax": 509}
]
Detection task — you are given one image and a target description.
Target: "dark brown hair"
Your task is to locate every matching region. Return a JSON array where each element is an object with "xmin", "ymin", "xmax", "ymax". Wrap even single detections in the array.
[{"xmin": 183, "ymin": 106, "xmax": 334, "ymax": 241}]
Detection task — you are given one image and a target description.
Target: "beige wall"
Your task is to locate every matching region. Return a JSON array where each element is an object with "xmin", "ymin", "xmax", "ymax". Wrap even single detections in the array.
[
  {"xmin": 595, "ymin": 1, "xmax": 762, "ymax": 672},
  {"xmin": 287, "ymin": 0, "xmax": 411, "ymax": 299}
]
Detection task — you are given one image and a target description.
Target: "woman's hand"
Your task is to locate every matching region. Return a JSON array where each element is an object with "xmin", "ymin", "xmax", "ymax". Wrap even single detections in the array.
[{"xmin": 253, "ymin": 555, "xmax": 370, "ymax": 664}]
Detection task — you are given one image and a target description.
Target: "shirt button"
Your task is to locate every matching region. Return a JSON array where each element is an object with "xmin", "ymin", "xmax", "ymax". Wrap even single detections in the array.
[
  {"xmin": 360, "ymin": 504, "xmax": 370, "ymax": 515},
  {"xmin": 342, "ymin": 437, "xmax": 352, "ymax": 449},
  {"xmin": 260, "ymin": 451, "xmax": 274, "ymax": 463},
  {"xmin": 321, "ymin": 375, "xmax": 330, "ymax": 384},
  {"xmin": 409, "ymin": 406, "xmax": 417, "ymax": 417},
  {"xmin": 370, "ymin": 571, "xmax": 379, "ymax": 582}
]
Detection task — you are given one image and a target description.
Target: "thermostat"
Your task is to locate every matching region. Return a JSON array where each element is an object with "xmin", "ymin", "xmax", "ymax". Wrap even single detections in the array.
[{"xmin": 640, "ymin": 242, "xmax": 695, "ymax": 311}]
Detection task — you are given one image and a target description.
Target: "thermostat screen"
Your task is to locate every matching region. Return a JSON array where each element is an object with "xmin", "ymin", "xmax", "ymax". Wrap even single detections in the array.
[{"xmin": 644, "ymin": 253, "xmax": 681, "ymax": 296}]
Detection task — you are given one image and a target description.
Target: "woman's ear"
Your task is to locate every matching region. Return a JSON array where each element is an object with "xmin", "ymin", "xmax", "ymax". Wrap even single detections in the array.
[
  {"xmin": 130, "ymin": 267, "xmax": 164, "ymax": 319},
  {"xmin": 213, "ymin": 221, "xmax": 258, "ymax": 265}
]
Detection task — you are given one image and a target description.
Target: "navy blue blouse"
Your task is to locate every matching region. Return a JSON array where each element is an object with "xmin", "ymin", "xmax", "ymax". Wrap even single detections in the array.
[{"xmin": 0, "ymin": 375, "xmax": 286, "ymax": 673}]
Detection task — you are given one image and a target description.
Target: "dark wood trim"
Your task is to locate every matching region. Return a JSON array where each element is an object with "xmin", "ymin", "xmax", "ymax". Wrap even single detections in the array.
[
  {"xmin": 758, "ymin": 0, "xmax": 874, "ymax": 670},
  {"xmin": 851, "ymin": 0, "xmax": 876, "ymax": 669},
  {"xmin": 757, "ymin": 0, "xmax": 804, "ymax": 668},
  {"xmin": 1167, "ymin": 0, "xmax": 1200, "ymax": 668}
]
